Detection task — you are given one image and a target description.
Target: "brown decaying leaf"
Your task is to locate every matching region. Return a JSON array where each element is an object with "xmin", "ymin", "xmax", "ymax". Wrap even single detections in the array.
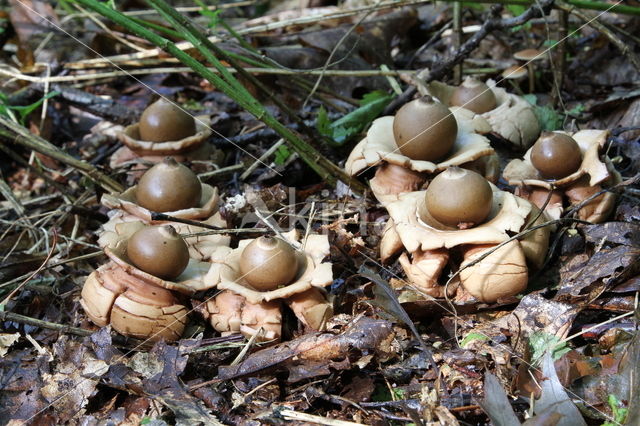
[
  {"xmin": 534, "ymin": 353, "xmax": 587, "ymax": 426},
  {"xmin": 557, "ymin": 245, "xmax": 640, "ymax": 300},
  {"xmin": 8, "ymin": 0, "xmax": 59, "ymax": 43},
  {"xmin": 0, "ymin": 349, "xmax": 49, "ymax": 422},
  {"xmin": 217, "ymin": 316, "xmax": 395, "ymax": 382},
  {"xmin": 478, "ymin": 373, "xmax": 521, "ymax": 426},
  {"xmin": 583, "ymin": 221, "xmax": 640, "ymax": 247},
  {"xmin": 476, "ymin": 293, "xmax": 580, "ymax": 354}
]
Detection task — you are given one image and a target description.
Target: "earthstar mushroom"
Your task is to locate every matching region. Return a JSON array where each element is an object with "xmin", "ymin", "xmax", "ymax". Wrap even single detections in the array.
[
  {"xmin": 80, "ymin": 221, "xmax": 212, "ymax": 341},
  {"xmin": 380, "ymin": 174, "xmax": 550, "ymax": 303},
  {"xmin": 138, "ymin": 98, "xmax": 196, "ymax": 142},
  {"xmin": 449, "ymin": 78, "xmax": 497, "ymax": 114},
  {"xmin": 202, "ymin": 230, "xmax": 333, "ymax": 341},
  {"xmin": 99, "ymin": 159, "xmax": 229, "ymax": 262},
  {"xmin": 126, "ymin": 225, "xmax": 190, "ymax": 280},
  {"xmin": 345, "ymin": 97, "xmax": 496, "ymax": 203},
  {"xmin": 81, "ymin": 263, "xmax": 188, "ymax": 342},
  {"xmin": 530, "ymin": 132, "xmax": 582, "ymax": 180},
  {"xmin": 239, "ymin": 236, "xmax": 299, "ymax": 291},
  {"xmin": 423, "ymin": 167, "xmax": 493, "ymax": 228},
  {"xmin": 422, "ymin": 77, "xmax": 540, "ymax": 150},
  {"xmin": 112, "ymin": 98, "xmax": 214, "ymax": 169},
  {"xmin": 135, "ymin": 157, "xmax": 202, "ymax": 212},
  {"xmin": 503, "ymin": 129, "xmax": 620, "ymax": 223},
  {"xmin": 392, "ymin": 96, "xmax": 458, "ymax": 162}
]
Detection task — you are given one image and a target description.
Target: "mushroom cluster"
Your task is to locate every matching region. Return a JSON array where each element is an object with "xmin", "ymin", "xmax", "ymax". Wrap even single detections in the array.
[
  {"xmin": 345, "ymin": 96, "xmax": 498, "ymax": 203},
  {"xmin": 81, "ymin": 223, "xmax": 211, "ymax": 341},
  {"xmin": 111, "ymin": 98, "xmax": 214, "ymax": 168},
  {"xmin": 81, "ymin": 156, "xmax": 230, "ymax": 341},
  {"xmin": 380, "ymin": 167, "xmax": 550, "ymax": 303},
  {"xmin": 503, "ymin": 130, "xmax": 619, "ymax": 223},
  {"xmin": 100, "ymin": 157, "xmax": 230, "ymax": 261},
  {"xmin": 201, "ymin": 230, "xmax": 334, "ymax": 342},
  {"xmin": 423, "ymin": 77, "xmax": 540, "ymax": 150}
]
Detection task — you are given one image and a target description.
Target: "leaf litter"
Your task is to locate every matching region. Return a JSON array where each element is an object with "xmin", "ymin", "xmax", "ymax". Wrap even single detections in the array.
[{"xmin": 1, "ymin": 0, "xmax": 640, "ymax": 424}]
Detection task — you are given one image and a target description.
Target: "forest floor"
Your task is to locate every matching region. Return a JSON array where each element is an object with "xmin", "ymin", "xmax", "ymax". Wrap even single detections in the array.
[{"xmin": 1, "ymin": 0, "xmax": 640, "ymax": 425}]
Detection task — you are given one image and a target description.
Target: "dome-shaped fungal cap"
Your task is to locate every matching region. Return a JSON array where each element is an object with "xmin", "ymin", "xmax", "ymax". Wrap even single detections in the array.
[
  {"xmin": 139, "ymin": 98, "xmax": 196, "ymax": 142},
  {"xmin": 392, "ymin": 96, "xmax": 458, "ymax": 162},
  {"xmin": 501, "ymin": 65, "xmax": 528, "ymax": 80},
  {"xmin": 239, "ymin": 236, "xmax": 299, "ymax": 291},
  {"xmin": 449, "ymin": 78, "xmax": 497, "ymax": 114},
  {"xmin": 530, "ymin": 132, "xmax": 582, "ymax": 180},
  {"xmin": 514, "ymin": 48, "xmax": 544, "ymax": 62},
  {"xmin": 424, "ymin": 167, "xmax": 493, "ymax": 227},
  {"xmin": 126, "ymin": 225, "xmax": 190, "ymax": 280},
  {"xmin": 136, "ymin": 157, "xmax": 202, "ymax": 212}
]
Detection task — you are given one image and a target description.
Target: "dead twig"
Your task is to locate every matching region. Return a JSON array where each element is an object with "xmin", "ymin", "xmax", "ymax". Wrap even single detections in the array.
[
  {"xmin": 1, "ymin": 228, "xmax": 57, "ymax": 306},
  {"xmin": 0, "ymin": 120, "xmax": 123, "ymax": 193},
  {"xmin": 555, "ymin": 0, "xmax": 640, "ymax": 72},
  {"xmin": 562, "ymin": 173, "xmax": 640, "ymax": 219},
  {"xmin": 384, "ymin": 0, "xmax": 555, "ymax": 114},
  {"xmin": 0, "ymin": 311, "xmax": 94, "ymax": 337}
]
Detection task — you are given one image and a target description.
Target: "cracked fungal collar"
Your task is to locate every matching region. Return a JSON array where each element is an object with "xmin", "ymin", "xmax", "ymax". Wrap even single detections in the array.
[
  {"xmin": 385, "ymin": 184, "xmax": 532, "ymax": 254},
  {"xmin": 102, "ymin": 181, "xmax": 220, "ymax": 222},
  {"xmin": 423, "ymin": 78, "xmax": 541, "ymax": 150},
  {"xmin": 204, "ymin": 229, "xmax": 333, "ymax": 305},
  {"xmin": 503, "ymin": 129, "xmax": 611, "ymax": 189},
  {"xmin": 102, "ymin": 220, "xmax": 212, "ymax": 295},
  {"xmin": 345, "ymin": 110, "xmax": 493, "ymax": 175}
]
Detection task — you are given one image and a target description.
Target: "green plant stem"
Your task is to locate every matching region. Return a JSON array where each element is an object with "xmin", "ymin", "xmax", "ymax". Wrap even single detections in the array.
[
  {"xmin": 73, "ymin": 0, "xmax": 365, "ymax": 192},
  {"xmin": 146, "ymin": 0, "xmax": 334, "ymax": 157},
  {"xmin": 147, "ymin": 0, "xmax": 311, "ymax": 128},
  {"xmin": 0, "ymin": 120, "xmax": 123, "ymax": 193},
  {"xmin": 129, "ymin": 15, "xmax": 182, "ymax": 39}
]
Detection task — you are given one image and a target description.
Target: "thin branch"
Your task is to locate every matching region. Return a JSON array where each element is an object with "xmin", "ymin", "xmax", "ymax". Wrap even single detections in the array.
[
  {"xmin": 74, "ymin": 0, "xmax": 367, "ymax": 193},
  {"xmin": 1, "ymin": 229, "xmax": 57, "ymax": 306},
  {"xmin": 0, "ymin": 121, "xmax": 124, "ymax": 193},
  {"xmin": 555, "ymin": 0, "xmax": 640, "ymax": 72},
  {"xmin": 384, "ymin": 1, "xmax": 555, "ymax": 114}
]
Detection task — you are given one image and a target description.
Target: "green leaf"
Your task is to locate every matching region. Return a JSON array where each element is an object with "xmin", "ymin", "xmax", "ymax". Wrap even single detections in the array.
[
  {"xmin": 602, "ymin": 394, "xmax": 628, "ymax": 425},
  {"xmin": 529, "ymin": 331, "xmax": 572, "ymax": 366},
  {"xmin": 315, "ymin": 105, "xmax": 331, "ymax": 137},
  {"xmin": 506, "ymin": 5, "xmax": 531, "ymax": 31},
  {"xmin": 506, "ymin": 5, "xmax": 527, "ymax": 15},
  {"xmin": 182, "ymin": 99, "xmax": 205, "ymax": 111},
  {"xmin": 327, "ymin": 91, "xmax": 392, "ymax": 145},
  {"xmin": 193, "ymin": 0, "xmax": 222, "ymax": 27},
  {"xmin": 460, "ymin": 332, "xmax": 489, "ymax": 348},
  {"xmin": 0, "ymin": 90, "xmax": 60, "ymax": 124},
  {"xmin": 315, "ymin": 90, "xmax": 392, "ymax": 145},
  {"xmin": 273, "ymin": 145, "xmax": 291, "ymax": 165},
  {"xmin": 371, "ymin": 383, "xmax": 392, "ymax": 402},
  {"xmin": 523, "ymin": 94, "xmax": 563, "ymax": 131},
  {"xmin": 567, "ymin": 103, "xmax": 585, "ymax": 116},
  {"xmin": 359, "ymin": 89, "xmax": 389, "ymax": 106},
  {"xmin": 10, "ymin": 91, "xmax": 60, "ymax": 125}
]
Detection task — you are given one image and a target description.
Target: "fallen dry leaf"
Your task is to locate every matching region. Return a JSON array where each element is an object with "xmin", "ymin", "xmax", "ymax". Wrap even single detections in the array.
[{"xmin": 217, "ymin": 316, "xmax": 395, "ymax": 382}]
